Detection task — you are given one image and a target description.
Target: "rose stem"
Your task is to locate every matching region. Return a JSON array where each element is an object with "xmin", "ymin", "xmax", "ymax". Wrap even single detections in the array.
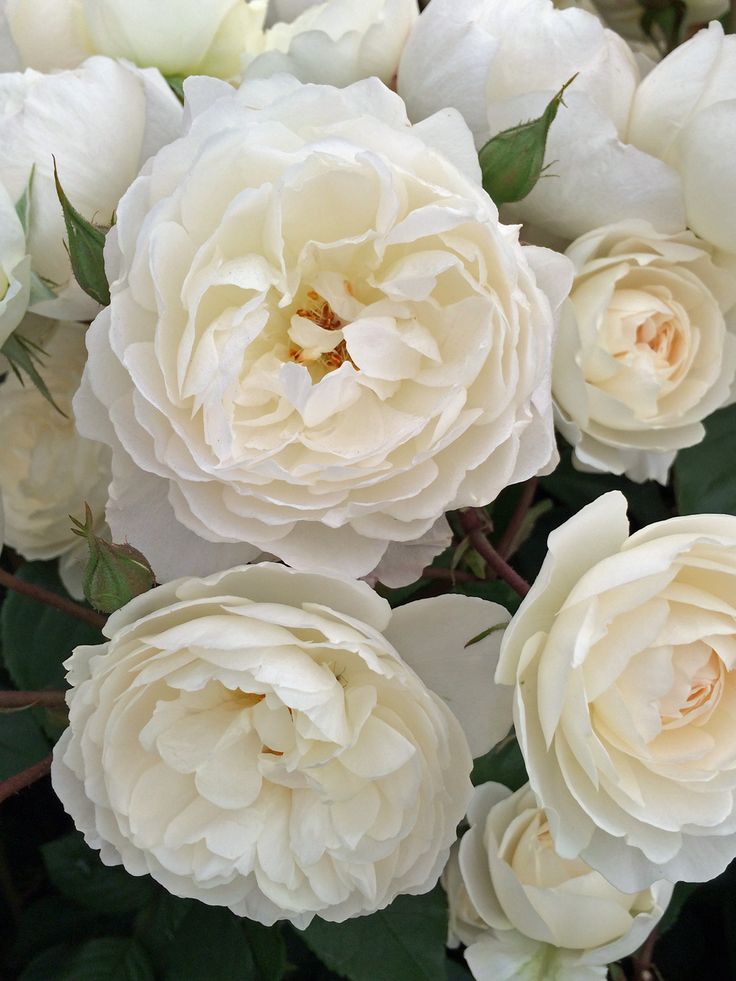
[
  {"xmin": 419, "ymin": 566, "xmax": 478, "ymax": 584},
  {"xmin": 495, "ymin": 477, "xmax": 538, "ymax": 560},
  {"xmin": 0, "ymin": 691, "xmax": 67, "ymax": 709},
  {"xmin": 459, "ymin": 509, "xmax": 531, "ymax": 598},
  {"xmin": 0, "ymin": 755, "xmax": 53, "ymax": 806},
  {"xmin": 632, "ymin": 926, "xmax": 659, "ymax": 981},
  {"xmin": 0, "ymin": 568, "xmax": 106, "ymax": 629}
]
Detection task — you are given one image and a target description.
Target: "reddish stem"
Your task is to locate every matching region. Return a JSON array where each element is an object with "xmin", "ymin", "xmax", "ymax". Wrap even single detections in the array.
[
  {"xmin": 0, "ymin": 754, "xmax": 53, "ymax": 805},
  {"xmin": 496, "ymin": 477, "xmax": 538, "ymax": 559},
  {"xmin": 420, "ymin": 566, "xmax": 478, "ymax": 584},
  {"xmin": 459, "ymin": 509, "xmax": 531, "ymax": 598},
  {"xmin": 0, "ymin": 568, "xmax": 106, "ymax": 629},
  {"xmin": 632, "ymin": 928, "xmax": 659, "ymax": 981},
  {"xmin": 0, "ymin": 690, "xmax": 67, "ymax": 709}
]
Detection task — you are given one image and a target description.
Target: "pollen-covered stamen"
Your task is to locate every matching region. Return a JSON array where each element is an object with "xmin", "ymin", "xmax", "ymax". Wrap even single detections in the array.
[{"xmin": 288, "ymin": 288, "xmax": 355, "ymax": 371}]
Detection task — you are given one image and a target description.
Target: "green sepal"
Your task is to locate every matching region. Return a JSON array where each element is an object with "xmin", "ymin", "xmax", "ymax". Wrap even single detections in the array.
[
  {"xmin": 70, "ymin": 504, "xmax": 156, "ymax": 614},
  {"xmin": 53, "ymin": 157, "xmax": 110, "ymax": 307},
  {"xmin": 0, "ymin": 330, "xmax": 66, "ymax": 416},
  {"xmin": 478, "ymin": 74, "xmax": 577, "ymax": 206}
]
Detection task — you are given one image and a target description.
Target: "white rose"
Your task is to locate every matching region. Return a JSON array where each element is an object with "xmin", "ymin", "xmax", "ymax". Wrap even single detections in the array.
[
  {"xmin": 246, "ymin": 0, "xmax": 418, "ymax": 87},
  {"xmin": 5, "ymin": 0, "xmax": 268, "ymax": 80},
  {"xmin": 397, "ymin": 0, "xmax": 685, "ymax": 242},
  {"xmin": 553, "ymin": 220, "xmax": 736, "ymax": 484},
  {"xmin": 445, "ymin": 781, "xmax": 671, "ymax": 980},
  {"xmin": 52, "ymin": 564, "xmax": 513, "ymax": 925},
  {"xmin": 0, "ymin": 56, "xmax": 182, "ymax": 322},
  {"xmin": 629, "ymin": 22, "xmax": 736, "ymax": 255},
  {"xmin": 75, "ymin": 75, "xmax": 571, "ymax": 585},
  {"xmin": 497, "ymin": 491, "xmax": 736, "ymax": 891},
  {"xmin": 0, "ymin": 176, "xmax": 30, "ymax": 347},
  {"xmin": 0, "ymin": 319, "xmax": 110, "ymax": 597}
]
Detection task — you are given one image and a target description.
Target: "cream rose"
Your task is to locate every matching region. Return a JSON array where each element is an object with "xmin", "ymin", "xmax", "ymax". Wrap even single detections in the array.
[
  {"xmin": 397, "ymin": 0, "xmax": 685, "ymax": 242},
  {"xmin": 75, "ymin": 74, "xmax": 570, "ymax": 585},
  {"xmin": 497, "ymin": 491, "xmax": 736, "ymax": 891},
  {"xmin": 0, "ymin": 319, "xmax": 110, "ymax": 597},
  {"xmin": 0, "ymin": 176, "xmax": 30, "ymax": 348},
  {"xmin": 445, "ymin": 782, "xmax": 672, "ymax": 980},
  {"xmin": 52, "ymin": 564, "xmax": 512, "ymax": 925},
  {"xmin": 553, "ymin": 220, "xmax": 736, "ymax": 483},
  {"xmin": 629, "ymin": 22, "xmax": 736, "ymax": 255},
  {"xmin": 0, "ymin": 56, "xmax": 182, "ymax": 322}
]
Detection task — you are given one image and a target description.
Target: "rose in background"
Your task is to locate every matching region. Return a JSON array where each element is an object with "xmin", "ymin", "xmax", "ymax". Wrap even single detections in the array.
[
  {"xmin": 497, "ymin": 492, "xmax": 736, "ymax": 890},
  {"xmin": 0, "ymin": 319, "xmax": 110, "ymax": 598},
  {"xmin": 0, "ymin": 56, "xmax": 181, "ymax": 321},
  {"xmin": 52, "ymin": 564, "xmax": 512, "ymax": 925},
  {"xmin": 4, "ymin": 0, "xmax": 417, "ymax": 89},
  {"xmin": 629, "ymin": 22, "xmax": 736, "ymax": 256},
  {"xmin": 0, "ymin": 177, "xmax": 30, "ymax": 347},
  {"xmin": 75, "ymin": 74, "xmax": 571, "ymax": 585},
  {"xmin": 553, "ymin": 220, "xmax": 736, "ymax": 483},
  {"xmin": 397, "ymin": 0, "xmax": 685, "ymax": 243},
  {"xmin": 444, "ymin": 782, "xmax": 672, "ymax": 980}
]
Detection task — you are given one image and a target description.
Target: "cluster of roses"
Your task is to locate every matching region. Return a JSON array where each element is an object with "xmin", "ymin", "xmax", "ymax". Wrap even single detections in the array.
[{"xmin": 0, "ymin": 0, "xmax": 735, "ymax": 977}]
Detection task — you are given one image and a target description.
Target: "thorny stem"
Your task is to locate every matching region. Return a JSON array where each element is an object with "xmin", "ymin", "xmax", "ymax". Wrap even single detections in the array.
[
  {"xmin": 0, "ymin": 568, "xmax": 106, "ymax": 629},
  {"xmin": 0, "ymin": 690, "xmax": 67, "ymax": 709},
  {"xmin": 0, "ymin": 755, "xmax": 53, "ymax": 806},
  {"xmin": 495, "ymin": 477, "xmax": 538, "ymax": 559},
  {"xmin": 459, "ymin": 509, "xmax": 531, "ymax": 598}
]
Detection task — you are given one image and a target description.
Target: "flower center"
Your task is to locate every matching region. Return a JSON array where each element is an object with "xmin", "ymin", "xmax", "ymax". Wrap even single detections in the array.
[
  {"xmin": 660, "ymin": 648, "xmax": 725, "ymax": 729},
  {"xmin": 287, "ymin": 288, "xmax": 355, "ymax": 374}
]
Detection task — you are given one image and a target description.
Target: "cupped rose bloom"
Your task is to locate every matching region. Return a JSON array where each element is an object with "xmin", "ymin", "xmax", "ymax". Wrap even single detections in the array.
[
  {"xmin": 75, "ymin": 75, "xmax": 571, "ymax": 584},
  {"xmin": 397, "ymin": 0, "xmax": 685, "ymax": 242},
  {"xmin": 245, "ymin": 0, "xmax": 418, "ymax": 87},
  {"xmin": 52, "ymin": 564, "xmax": 512, "ymax": 925},
  {"xmin": 0, "ymin": 177, "xmax": 30, "ymax": 348},
  {"xmin": 0, "ymin": 319, "xmax": 111, "ymax": 597},
  {"xmin": 629, "ymin": 22, "xmax": 736, "ymax": 254},
  {"xmin": 0, "ymin": 56, "xmax": 182, "ymax": 322},
  {"xmin": 444, "ymin": 782, "xmax": 672, "ymax": 981},
  {"xmin": 497, "ymin": 491, "xmax": 736, "ymax": 891},
  {"xmin": 553, "ymin": 220, "xmax": 736, "ymax": 483}
]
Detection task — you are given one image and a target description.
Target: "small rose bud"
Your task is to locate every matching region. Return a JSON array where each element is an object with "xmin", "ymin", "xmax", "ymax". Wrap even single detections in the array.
[{"xmin": 70, "ymin": 504, "xmax": 155, "ymax": 614}]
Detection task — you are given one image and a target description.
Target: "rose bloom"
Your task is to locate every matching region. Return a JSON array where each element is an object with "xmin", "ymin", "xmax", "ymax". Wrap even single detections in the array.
[
  {"xmin": 629, "ymin": 22, "xmax": 736, "ymax": 255},
  {"xmin": 444, "ymin": 782, "xmax": 672, "ymax": 981},
  {"xmin": 497, "ymin": 491, "xmax": 736, "ymax": 891},
  {"xmin": 397, "ymin": 0, "xmax": 685, "ymax": 242},
  {"xmin": 52, "ymin": 564, "xmax": 512, "ymax": 925},
  {"xmin": 0, "ymin": 319, "xmax": 110, "ymax": 597},
  {"xmin": 0, "ymin": 177, "xmax": 30, "ymax": 347},
  {"xmin": 75, "ymin": 75, "xmax": 570, "ymax": 584},
  {"xmin": 553, "ymin": 220, "xmax": 736, "ymax": 483},
  {"xmin": 5, "ymin": 0, "xmax": 417, "ymax": 88},
  {"xmin": 0, "ymin": 56, "xmax": 181, "ymax": 322}
]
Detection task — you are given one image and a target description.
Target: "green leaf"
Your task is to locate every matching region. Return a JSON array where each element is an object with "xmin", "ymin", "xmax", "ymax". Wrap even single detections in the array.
[
  {"xmin": 29, "ymin": 270, "xmax": 57, "ymax": 306},
  {"xmin": 157, "ymin": 905, "xmax": 255, "ymax": 981},
  {"xmin": 11, "ymin": 896, "xmax": 125, "ymax": 968},
  {"xmin": 471, "ymin": 733, "xmax": 527, "ymax": 789},
  {"xmin": 67, "ymin": 938, "xmax": 154, "ymax": 981},
  {"xmin": 656, "ymin": 881, "xmax": 700, "ymax": 937},
  {"xmin": 0, "ymin": 701, "xmax": 50, "ymax": 780},
  {"xmin": 0, "ymin": 331, "xmax": 67, "ymax": 416},
  {"xmin": 165, "ymin": 74, "xmax": 186, "ymax": 101},
  {"xmin": 301, "ymin": 886, "xmax": 448, "ymax": 981},
  {"xmin": 0, "ymin": 561, "xmax": 103, "ymax": 692},
  {"xmin": 478, "ymin": 75, "xmax": 577, "ymax": 206},
  {"xmin": 42, "ymin": 832, "xmax": 156, "ymax": 915},
  {"xmin": 674, "ymin": 404, "xmax": 736, "ymax": 516},
  {"xmin": 15, "ymin": 165, "xmax": 34, "ymax": 237},
  {"xmin": 53, "ymin": 158, "xmax": 110, "ymax": 306},
  {"xmin": 243, "ymin": 922, "xmax": 288, "ymax": 981}
]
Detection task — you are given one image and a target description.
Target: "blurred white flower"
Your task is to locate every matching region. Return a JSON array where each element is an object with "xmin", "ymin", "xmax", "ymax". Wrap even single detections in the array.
[
  {"xmin": 497, "ymin": 492, "xmax": 736, "ymax": 890},
  {"xmin": 0, "ymin": 177, "xmax": 30, "ymax": 348},
  {"xmin": 52, "ymin": 564, "xmax": 513, "ymax": 924},
  {"xmin": 75, "ymin": 74, "xmax": 570, "ymax": 584},
  {"xmin": 553, "ymin": 220, "xmax": 736, "ymax": 483}
]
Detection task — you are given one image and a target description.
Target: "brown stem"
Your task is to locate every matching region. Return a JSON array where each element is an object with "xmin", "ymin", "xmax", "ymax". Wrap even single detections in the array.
[
  {"xmin": 0, "ymin": 568, "xmax": 106, "ymax": 629},
  {"xmin": 420, "ymin": 566, "xmax": 478, "ymax": 584},
  {"xmin": 496, "ymin": 477, "xmax": 538, "ymax": 560},
  {"xmin": 0, "ymin": 690, "xmax": 67, "ymax": 709},
  {"xmin": 632, "ymin": 927, "xmax": 659, "ymax": 981},
  {"xmin": 0, "ymin": 754, "xmax": 53, "ymax": 805},
  {"xmin": 459, "ymin": 509, "xmax": 531, "ymax": 598}
]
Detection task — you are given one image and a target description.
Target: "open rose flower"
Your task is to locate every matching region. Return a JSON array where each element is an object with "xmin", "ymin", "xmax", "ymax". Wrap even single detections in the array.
[
  {"xmin": 553, "ymin": 220, "xmax": 736, "ymax": 483},
  {"xmin": 497, "ymin": 491, "xmax": 736, "ymax": 891},
  {"xmin": 52, "ymin": 564, "xmax": 512, "ymax": 925},
  {"xmin": 0, "ymin": 319, "xmax": 111, "ymax": 597},
  {"xmin": 444, "ymin": 781, "xmax": 672, "ymax": 980},
  {"xmin": 75, "ymin": 75, "xmax": 570, "ymax": 584}
]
